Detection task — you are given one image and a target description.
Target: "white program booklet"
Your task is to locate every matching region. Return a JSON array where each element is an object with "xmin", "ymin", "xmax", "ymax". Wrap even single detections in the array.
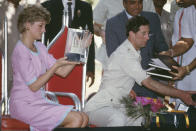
[{"xmin": 149, "ymin": 58, "xmax": 171, "ymax": 71}]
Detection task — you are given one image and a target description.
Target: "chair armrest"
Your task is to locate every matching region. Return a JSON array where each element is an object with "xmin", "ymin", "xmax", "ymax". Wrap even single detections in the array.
[
  {"xmin": 45, "ymin": 91, "xmax": 59, "ymax": 103},
  {"xmin": 45, "ymin": 91, "xmax": 81, "ymax": 111}
]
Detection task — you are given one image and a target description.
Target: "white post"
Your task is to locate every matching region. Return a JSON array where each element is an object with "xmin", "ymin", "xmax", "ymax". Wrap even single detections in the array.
[
  {"xmin": 41, "ymin": 32, "xmax": 45, "ymax": 45},
  {"xmin": 81, "ymin": 25, "xmax": 89, "ymax": 110},
  {"xmin": 81, "ymin": 51, "xmax": 87, "ymax": 110},
  {"xmin": 4, "ymin": 16, "xmax": 9, "ymax": 115}
]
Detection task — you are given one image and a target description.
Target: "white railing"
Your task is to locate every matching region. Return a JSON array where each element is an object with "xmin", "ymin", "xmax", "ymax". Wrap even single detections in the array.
[{"xmin": 1, "ymin": 16, "xmax": 9, "ymax": 115}]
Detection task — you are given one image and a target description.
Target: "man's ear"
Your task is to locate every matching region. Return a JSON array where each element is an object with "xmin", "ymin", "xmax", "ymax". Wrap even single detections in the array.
[
  {"xmin": 129, "ymin": 31, "xmax": 134, "ymax": 37},
  {"xmin": 123, "ymin": 1, "xmax": 125, "ymax": 6},
  {"xmin": 122, "ymin": 0, "xmax": 127, "ymax": 9}
]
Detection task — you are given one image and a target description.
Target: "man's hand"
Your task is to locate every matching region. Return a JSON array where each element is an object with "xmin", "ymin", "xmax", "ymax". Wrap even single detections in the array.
[
  {"xmin": 84, "ymin": 33, "xmax": 93, "ymax": 48},
  {"xmin": 170, "ymin": 66, "xmax": 188, "ymax": 80},
  {"xmin": 86, "ymin": 71, "xmax": 95, "ymax": 87},
  {"xmin": 94, "ymin": 22, "xmax": 105, "ymax": 43},
  {"xmin": 129, "ymin": 90, "xmax": 137, "ymax": 99},
  {"xmin": 100, "ymin": 30, "xmax": 106, "ymax": 44},
  {"xmin": 179, "ymin": 91, "xmax": 196, "ymax": 106},
  {"xmin": 159, "ymin": 49, "xmax": 173, "ymax": 57}
]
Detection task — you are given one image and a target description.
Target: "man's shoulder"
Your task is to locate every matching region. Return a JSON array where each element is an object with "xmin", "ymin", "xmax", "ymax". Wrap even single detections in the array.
[
  {"xmin": 77, "ymin": 0, "xmax": 91, "ymax": 8},
  {"xmin": 175, "ymin": 5, "xmax": 194, "ymax": 16},
  {"xmin": 41, "ymin": 0, "xmax": 63, "ymax": 11},
  {"xmin": 107, "ymin": 11, "xmax": 125, "ymax": 23},
  {"xmin": 141, "ymin": 11, "xmax": 158, "ymax": 17},
  {"xmin": 141, "ymin": 11, "xmax": 160, "ymax": 23},
  {"xmin": 185, "ymin": 5, "xmax": 195, "ymax": 11},
  {"xmin": 111, "ymin": 39, "xmax": 136, "ymax": 60},
  {"xmin": 41, "ymin": 0, "xmax": 56, "ymax": 6},
  {"xmin": 41, "ymin": 0, "xmax": 49, "ymax": 6},
  {"xmin": 113, "ymin": 40, "xmax": 129, "ymax": 53}
]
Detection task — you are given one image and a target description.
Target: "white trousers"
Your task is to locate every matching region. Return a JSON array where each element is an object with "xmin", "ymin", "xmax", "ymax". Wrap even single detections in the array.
[{"xmin": 87, "ymin": 106, "xmax": 143, "ymax": 127}]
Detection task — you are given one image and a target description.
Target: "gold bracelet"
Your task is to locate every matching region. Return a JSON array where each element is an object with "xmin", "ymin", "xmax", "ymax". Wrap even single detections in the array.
[{"xmin": 185, "ymin": 65, "xmax": 190, "ymax": 74}]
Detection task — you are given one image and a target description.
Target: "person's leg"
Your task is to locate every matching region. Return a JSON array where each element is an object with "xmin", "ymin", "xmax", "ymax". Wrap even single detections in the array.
[
  {"xmin": 87, "ymin": 106, "xmax": 127, "ymax": 127},
  {"xmin": 80, "ymin": 112, "xmax": 89, "ymax": 128},
  {"xmin": 59, "ymin": 111, "xmax": 84, "ymax": 128}
]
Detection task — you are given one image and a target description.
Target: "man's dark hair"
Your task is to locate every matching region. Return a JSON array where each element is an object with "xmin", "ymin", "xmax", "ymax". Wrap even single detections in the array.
[{"xmin": 126, "ymin": 16, "xmax": 149, "ymax": 37}]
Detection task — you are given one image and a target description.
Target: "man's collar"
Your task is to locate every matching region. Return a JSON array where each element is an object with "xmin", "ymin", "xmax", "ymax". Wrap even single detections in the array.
[
  {"xmin": 62, "ymin": 0, "xmax": 75, "ymax": 10},
  {"xmin": 124, "ymin": 10, "xmax": 133, "ymax": 19},
  {"xmin": 124, "ymin": 10, "xmax": 141, "ymax": 19}
]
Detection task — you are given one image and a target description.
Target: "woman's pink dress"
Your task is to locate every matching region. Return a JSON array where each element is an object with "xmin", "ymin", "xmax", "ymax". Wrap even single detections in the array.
[{"xmin": 10, "ymin": 40, "xmax": 73, "ymax": 131}]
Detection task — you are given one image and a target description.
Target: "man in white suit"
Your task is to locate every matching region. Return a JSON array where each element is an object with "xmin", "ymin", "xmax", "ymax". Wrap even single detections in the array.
[{"xmin": 85, "ymin": 15, "xmax": 196, "ymax": 127}]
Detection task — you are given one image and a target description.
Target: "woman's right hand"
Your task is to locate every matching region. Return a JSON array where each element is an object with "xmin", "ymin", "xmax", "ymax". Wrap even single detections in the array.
[{"xmin": 55, "ymin": 57, "xmax": 80, "ymax": 68}]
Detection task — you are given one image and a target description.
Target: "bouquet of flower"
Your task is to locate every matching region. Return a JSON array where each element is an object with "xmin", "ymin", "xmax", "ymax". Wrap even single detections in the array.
[
  {"xmin": 121, "ymin": 96, "xmax": 167, "ymax": 128},
  {"xmin": 135, "ymin": 96, "xmax": 165, "ymax": 112}
]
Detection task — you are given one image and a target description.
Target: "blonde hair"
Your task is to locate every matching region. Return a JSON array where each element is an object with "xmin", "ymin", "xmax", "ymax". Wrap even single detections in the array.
[{"xmin": 17, "ymin": 5, "xmax": 51, "ymax": 33}]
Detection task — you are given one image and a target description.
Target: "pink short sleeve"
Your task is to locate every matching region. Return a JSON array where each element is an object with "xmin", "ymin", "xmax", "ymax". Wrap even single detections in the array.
[{"xmin": 37, "ymin": 43, "xmax": 56, "ymax": 70}]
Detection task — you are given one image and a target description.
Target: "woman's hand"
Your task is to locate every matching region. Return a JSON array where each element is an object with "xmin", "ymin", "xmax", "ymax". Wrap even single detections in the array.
[
  {"xmin": 55, "ymin": 57, "xmax": 80, "ymax": 68},
  {"xmin": 55, "ymin": 57, "xmax": 80, "ymax": 77}
]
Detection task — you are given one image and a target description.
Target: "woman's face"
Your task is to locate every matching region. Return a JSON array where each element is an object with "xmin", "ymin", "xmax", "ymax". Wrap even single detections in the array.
[{"xmin": 27, "ymin": 21, "xmax": 46, "ymax": 40}]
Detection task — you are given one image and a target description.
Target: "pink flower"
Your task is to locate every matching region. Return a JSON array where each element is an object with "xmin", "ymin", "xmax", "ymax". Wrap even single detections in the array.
[{"xmin": 135, "ymin": 96, "xmax": 164, "ymax": 112}]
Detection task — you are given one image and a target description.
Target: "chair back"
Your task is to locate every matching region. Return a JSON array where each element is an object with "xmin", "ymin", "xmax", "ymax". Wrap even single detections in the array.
[{"xmin": 46, "ymin": 20, "xmax": 84, "ymax": 108}]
